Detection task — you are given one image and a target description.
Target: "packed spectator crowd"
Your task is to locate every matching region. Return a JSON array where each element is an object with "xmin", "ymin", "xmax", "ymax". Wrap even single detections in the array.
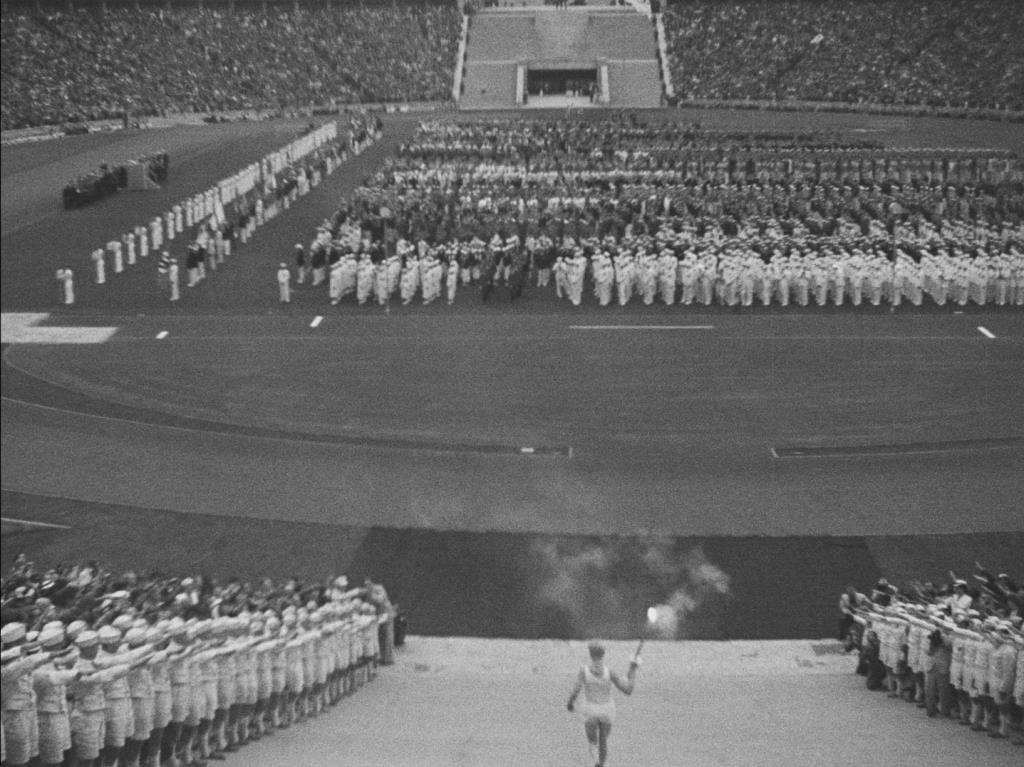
[
  {"xmin": 1, "ymin": 553, "xmax": 398, "ymax": 767},
  {"xmin": 839, "ymin": 564, "xmax": 1023, "ymax": 745},
  {"xmin": 278, "ymin": 118, "xmax": 1024, "ymax": 309},
  {"xmin": 662, "ymin": 0, "xmax": 1024, "ymax": 112},
  {"xmin": 0, "ymin": 2, "xmax": 461, "ymax": 130}
]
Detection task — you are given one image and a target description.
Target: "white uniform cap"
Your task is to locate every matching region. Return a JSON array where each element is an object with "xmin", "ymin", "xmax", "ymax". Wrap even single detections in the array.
[
  {"xmin": 1, "ymin": 622, "xmax": 27, "ymax": 644},
  {"xmin": 75, "ymin": 630, "xmax": 99, "ymax": 648},
  {"xmin": 43, "ymin": 620, "xmax": 65, "ymax": 632},
  {"xmin": 38, "ymin": 626, "xmax": 65, "ymax": 647},
  {"xmin": 98, "ymin": 625, "xmax": 122, "ymax": 644},
  {"xmin": 66, "ymin": 620, "xmax": 88, "ymax": 640},
  {"xmin": 167, "ymin": 619, "xmax": 187, "ymax": 637},
  {"xmin": 125, "ymin": 628, "xmax": 148, "ymax": 647},
  {"xmin": 112, "ymin": 615, "xmax": 134, "ymax": 631},
  {"xmin": 132, "ymin": 618, "xmax": 149, "ymax": 630}
]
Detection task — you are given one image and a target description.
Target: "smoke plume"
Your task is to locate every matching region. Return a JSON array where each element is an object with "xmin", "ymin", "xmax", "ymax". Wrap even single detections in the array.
[{"xmin": 528, "ymin": 538, "xmax": 731, "ymax": 640}]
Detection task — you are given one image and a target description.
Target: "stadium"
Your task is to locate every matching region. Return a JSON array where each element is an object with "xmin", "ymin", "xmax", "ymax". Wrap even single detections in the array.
[{"xmin": 1, "ymin": 0, "xmax": 1023, "ymax": 765}]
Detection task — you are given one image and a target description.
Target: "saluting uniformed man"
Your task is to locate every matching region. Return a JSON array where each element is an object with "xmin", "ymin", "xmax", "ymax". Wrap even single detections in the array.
[
  {"xmin": 33, "ymin": 624, "xmax": 81, "ymax": 767},
  {"xmin": 69, "ymin": 630, "xmax": 133, "ymax": 767},
  {"xmin": 986, "ymin": 623, "xmax": 1018, "ymax": 739},
  {"xmin": 95, "ymin": 624, "xmax": 148, "ymax": 767},
  {"xmin": 3, "ymin": 623, "xmax": 50, "ymax": 767}
]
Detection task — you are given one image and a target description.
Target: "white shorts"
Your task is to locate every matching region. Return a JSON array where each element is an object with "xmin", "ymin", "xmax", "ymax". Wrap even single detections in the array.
[
  {"xmin": 130, "ymin": 697, "xmax": 154, "ymax": 740},
  {"xmin": 271, "ymin": 667, "xmax": 287, "ymax": 695},
  {"xmin": 2, "ymin": 708, "xmax": 39, "ymax": 763},
  {"xmin": 71, "ymin": 709, "xmax": 105, "ymax": 760},
  {"xmin": 170, "ymin": 684, "xmax": 190, "ymax": 723},
  {"xmin": 217, "ymin": 676, "xmax": 235, "ymax": 708},
  {"xmin": 153, "ymin": 690, "xmax": 172, "ymax": 729},
  {"xmin": 104, "ymin": 697, "xmax": 133, "ymax": 746},
  {"xmin": 579, "ymin": 698, "xmax": 615, "ymax": 725},
  {"xmin": 38, "ymin": 710, "xmax": 72, "ymax": 763}
]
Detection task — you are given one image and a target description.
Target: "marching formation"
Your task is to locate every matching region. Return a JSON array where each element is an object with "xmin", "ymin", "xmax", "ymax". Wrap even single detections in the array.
[
  {"xmin": 289, "ymin": 119, "xmax": 1024, "ymax": 309},
  {"xmin": 842, "ymin": 565, "xmax": 1023, "ymax": 745},
  {"xmin": 1, "ymin": 558, "xmax": 396, "ymax": 767}
]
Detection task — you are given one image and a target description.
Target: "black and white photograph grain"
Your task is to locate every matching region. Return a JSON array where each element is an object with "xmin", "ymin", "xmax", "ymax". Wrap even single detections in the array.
[{"xmin": 2, "ymin": 0, "xmax": 1023, "ymax": 765}]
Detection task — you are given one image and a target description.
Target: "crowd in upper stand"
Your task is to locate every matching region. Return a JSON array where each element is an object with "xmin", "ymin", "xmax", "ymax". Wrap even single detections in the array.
[
  {"xmin": 3, "ymin": 0, "xmax": 1024, "ymax": 129},
  {"xmin": 0, "ymin": 2, "xmax": 461, "ymax": 130},
  {"xmin": 662, "ymin": 0, "xmax": 1024, "ymax": 111}
]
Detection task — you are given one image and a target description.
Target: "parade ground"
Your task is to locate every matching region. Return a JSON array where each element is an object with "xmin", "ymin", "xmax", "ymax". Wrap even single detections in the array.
[{"xmin": 2, "ymin": 108, "xmax": 1023, "ymax": 765}]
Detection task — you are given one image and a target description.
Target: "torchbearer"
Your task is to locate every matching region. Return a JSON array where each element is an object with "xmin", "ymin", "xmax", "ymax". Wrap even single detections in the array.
[
  {"xmin": 92, "ymin": 248, "xmax": 106, "ymax": 284},
  {"xmin": 56, "ymin": 269, "xmax": 75, "ymax": 305},
  {"xmin": 567, "ymin": 641, "xmax": 639, "ymax": 767}
]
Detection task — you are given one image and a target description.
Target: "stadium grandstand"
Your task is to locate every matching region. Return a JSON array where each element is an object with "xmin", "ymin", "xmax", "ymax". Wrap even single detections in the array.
[{"xmin": 2, "ymin": 0, "xmax": 1022, "ymax": 765}]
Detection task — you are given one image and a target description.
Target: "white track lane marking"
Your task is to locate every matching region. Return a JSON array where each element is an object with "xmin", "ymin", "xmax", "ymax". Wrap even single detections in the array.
[
  {"xmin": 156, "ymin": 331, "xmax": 169, "ymax": 339},
  {"xmin": 570, "ymin": 325, "xmax": 714, "ymax": 331},
  {"xmin": 977, "ymin": 326, "xmax": 996, "ymax": 339},
  {"xmin": 0, "ymin": 517, "xmax": 71, "ymax": 530},
  {"xmin": 310, "ymin": 316, "xmax": 323, "ymax": 328}
]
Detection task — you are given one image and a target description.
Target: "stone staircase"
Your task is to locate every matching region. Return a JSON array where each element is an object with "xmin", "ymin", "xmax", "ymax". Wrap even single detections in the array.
[{"xmin": 459, "ymin": 7, "xmax": 663, "ymax": 109}]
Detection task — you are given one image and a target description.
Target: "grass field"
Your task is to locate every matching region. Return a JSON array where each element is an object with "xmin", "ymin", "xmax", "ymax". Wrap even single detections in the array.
[{"xmin": 2, "ymin": 108, "xmax": 1022, "ymax": 641}]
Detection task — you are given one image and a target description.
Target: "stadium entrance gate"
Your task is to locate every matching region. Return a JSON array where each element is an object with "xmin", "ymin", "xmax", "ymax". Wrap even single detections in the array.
[{"xmin": 524, "ymin": 64, "xmax": 601, "ymax": 107}]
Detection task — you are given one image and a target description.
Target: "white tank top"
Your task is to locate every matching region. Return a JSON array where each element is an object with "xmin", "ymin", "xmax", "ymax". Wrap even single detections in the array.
[{"xmin": 583, "ymin": 664, "xmax": 612, "ymax": 705}]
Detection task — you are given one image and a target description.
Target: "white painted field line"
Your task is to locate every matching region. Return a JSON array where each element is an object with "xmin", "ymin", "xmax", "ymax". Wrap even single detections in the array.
[
  {"xmin": 155, "ymin": 330, "xmax": 169, "ymax": 339},
  {"xmin": 1, "ymin": 517, "xmax": 71, "ymax": 530},
  {"xmin": 310, "ymin": 315, "xmax": 323, "ymax": 328},
  {"xmin": 977, "ymin": 326, "xmax": 996, "ymax": 339},
  {"xmin": 570, "ymin": 325, "xmax": 714, "ymax": 331}
]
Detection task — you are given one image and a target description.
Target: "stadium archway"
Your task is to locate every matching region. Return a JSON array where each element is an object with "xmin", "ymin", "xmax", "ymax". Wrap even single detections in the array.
[{"xmin": 520, "ymin": 62, "xmax": 608, "ymax": 108}]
